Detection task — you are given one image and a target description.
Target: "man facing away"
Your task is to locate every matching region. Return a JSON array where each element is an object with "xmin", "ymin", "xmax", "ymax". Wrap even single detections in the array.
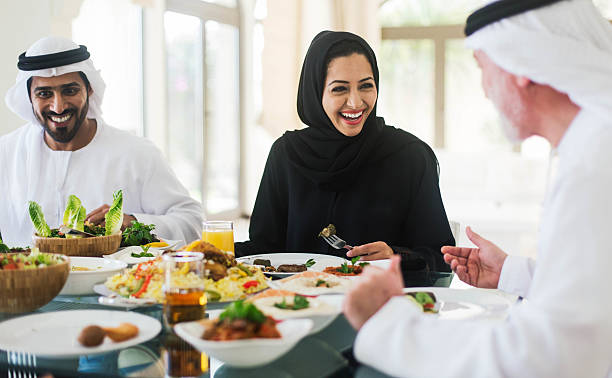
[
  {"xmin": 0, "ymin": 36, "xmax": 203, "ymax": 247},
  {"xmin": 343, "ymin": 1, "xmax": 612, "ymax": 377}
]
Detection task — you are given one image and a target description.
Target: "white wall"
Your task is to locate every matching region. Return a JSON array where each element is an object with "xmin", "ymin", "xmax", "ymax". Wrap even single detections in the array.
[{"xmin": 0, "ymin": 1, "xmax": 52, "ymax": 136}]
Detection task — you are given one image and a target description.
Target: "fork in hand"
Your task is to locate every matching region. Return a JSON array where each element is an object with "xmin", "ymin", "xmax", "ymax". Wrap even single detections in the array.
[{"xmin": 321, "ymin": 234, "xmax": 353, "ymax": 250}]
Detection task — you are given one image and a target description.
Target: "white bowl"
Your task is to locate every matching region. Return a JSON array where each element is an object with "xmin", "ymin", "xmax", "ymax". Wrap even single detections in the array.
[
  {"xmin": 174, "ymin": 318, "xmax": 313, "ymax": 367},
  {"xmin": 251, "ymin": 294, "xmax": 343, "ymax": 335},
  {"xmin": 59, "ymin": 257, "xmax": 127, "ymax": 295}
]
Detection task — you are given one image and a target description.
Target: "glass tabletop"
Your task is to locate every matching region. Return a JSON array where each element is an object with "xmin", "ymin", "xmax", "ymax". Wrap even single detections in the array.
[{"xmin": 0, "ymin": 272, "xmax": 454, "ymax": 377}]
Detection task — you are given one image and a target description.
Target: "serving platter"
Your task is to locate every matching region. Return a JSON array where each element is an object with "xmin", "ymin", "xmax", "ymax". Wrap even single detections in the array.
[
  {"xmin": 236, "ymin": 253, "xmax": 348, "ymax": 278},
  {"xmin": 0, "ymin": 310, "xmax": 161, "ymax": 358}
]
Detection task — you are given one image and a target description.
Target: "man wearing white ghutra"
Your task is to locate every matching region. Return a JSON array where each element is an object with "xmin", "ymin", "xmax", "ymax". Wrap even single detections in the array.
[
  {"xmin": 0, "ymin": 36, "xmax": 203, "ymax": 247},
  {"xmin": 343, "ymin": 0, "xmax": 612, "ymax": 377}
]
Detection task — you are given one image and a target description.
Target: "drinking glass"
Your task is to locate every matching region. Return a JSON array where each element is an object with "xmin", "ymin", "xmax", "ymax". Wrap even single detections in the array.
[
  {"xmin": 162, "ymin": 333, "xmax": 209, "ymax": 378},
  {"xmin": 201, "ymin": 220, "xmax": 234, "ymax": 255},
  {"xmin": 163, "ymin": 252, "xmax": 207, "ymax": 327}
]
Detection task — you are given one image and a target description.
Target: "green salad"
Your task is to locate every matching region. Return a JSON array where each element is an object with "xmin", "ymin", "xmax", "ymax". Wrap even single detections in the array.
[
  {"xmin": 29, "ymin": 190, "xmax": 124, "ymax": 238},
  {"xmin": 0, "ymin": 248, "xmax": 65, "ymax": 270}
]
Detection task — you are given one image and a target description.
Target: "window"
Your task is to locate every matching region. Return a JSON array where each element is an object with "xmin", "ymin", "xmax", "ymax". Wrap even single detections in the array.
[
  {"xmin": 72, "ymin": 0, "xmax": 144, "ymax": 136},
  {"xmin": 164, "ymin": 0, "xmax": 241, "ymax": 218}
]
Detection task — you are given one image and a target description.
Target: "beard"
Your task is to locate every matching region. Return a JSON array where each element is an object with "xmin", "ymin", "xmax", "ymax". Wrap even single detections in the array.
[
  {"xmin": 34, "ymin": 98, "xmax": 89, "ymax": 143},
  {"xmin": 499, "ymin": 113, "xmax": 522, "ymax": 145}
]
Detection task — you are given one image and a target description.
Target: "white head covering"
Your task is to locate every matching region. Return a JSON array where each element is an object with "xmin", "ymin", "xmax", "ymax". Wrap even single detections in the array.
[
  {"xmin": 4, "ymin": 36, "xmax": 106, "ymax": 124},
  {"xmin": 465, "ymin": 0, "xmax": 612, "ymax": 120}
]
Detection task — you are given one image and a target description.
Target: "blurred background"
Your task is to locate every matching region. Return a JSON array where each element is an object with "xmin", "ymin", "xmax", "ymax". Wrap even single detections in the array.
[{"xmin": 1, "ymin": 0, "xmax": 611, "ymax": 257}]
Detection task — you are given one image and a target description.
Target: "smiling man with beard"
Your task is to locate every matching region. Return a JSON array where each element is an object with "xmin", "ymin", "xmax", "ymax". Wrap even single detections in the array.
[{"xmin": 0, "ymin": 36, "xmax": 203, "ymax": 247}]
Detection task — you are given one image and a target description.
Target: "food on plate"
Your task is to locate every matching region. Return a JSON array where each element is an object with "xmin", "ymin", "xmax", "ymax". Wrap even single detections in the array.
[
  {"xmin": 181, "ymin": 240, "xmax": 236, "ymax": 281},
  {"xmin": 29, "ymin": 190, "xmax": 124, "ymax": 238},
  {"xmin": 322, "ymin": 256, "xmax": 369, "ymax": 276},
  {"xmin": 144, "ymin": 241, "xmax": 168, "ymax": 248},
  {"xmin": 276, "ymin": 264, "xmax": 307, "ymax": 273},
  {"xmin": 0, "ymin": 248, "xmax": 65, "ymax": 270},
  {"xmin": 77, "ymin": 322, "xmax": 140, "ymax": 347},
  {"xmin": 78, "ymin": 325, "xmax": 106, "ymax": 347},
  {"xmin": 249, "ymin": 289, "xmax": 339, "ymax": 319},
  {"xmin": 273, "ymin": 271, "xmax": 352, "ymax": 295},
  {"xmin": 273, "ymin": 294, "xmax": 309, "ymax": 310},
  {"xmin": 103, "ymin": 322, "xmax": 139, "ymax": 342},
  {"xmin": 104, "ymin": 254, "xmax": 267, "ymax": 303},
  {"xmin": 71, "ymin": 266, "xmax": 101, "ymax": 271},
  {"xmin": 121, "ymin": 221, "xmax": 160, "ymax": 247},
  {"xmin": 131, "ymin": 245, "xmax": 155, "ymax": 258},
  {"xmin": 318, "ymin": 224, "xmax": 336, "ymax": 238},
  {"xmin": 253, "ymin": 258, "xmax": 316, "ymax": 273},
  {"xmin": 405, "ymin": 291, "xmax": 438, "ymax": 313},
  {"xmin": 200, "ymin": 300, "xmax": 281, "ymax": 341},
  {"xmin": 253, "ymin": 258, "xmax": 271, "ymax": 267}
]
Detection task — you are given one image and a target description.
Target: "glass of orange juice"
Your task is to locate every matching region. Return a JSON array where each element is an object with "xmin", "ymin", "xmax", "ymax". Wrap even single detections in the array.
[{"xmin": 202, "ymin": 221, "xmax": 234, "ymax": 255}]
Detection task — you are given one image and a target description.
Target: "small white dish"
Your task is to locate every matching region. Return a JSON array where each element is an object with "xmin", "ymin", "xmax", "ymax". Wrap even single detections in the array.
[
  {"xmin": 103, "ymin": 246, "xmax": 163, "ymax": 265},
  {"xmin": 59, "ymin": 257, "xmax": 127, "ymax": 296},
  {"xmin": 174, "ymin": 318, "xmax": 313, "ymax": 367}
]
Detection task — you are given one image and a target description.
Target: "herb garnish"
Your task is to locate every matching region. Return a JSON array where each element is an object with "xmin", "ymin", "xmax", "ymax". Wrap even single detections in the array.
[
  {"xmin": 337, "ymin": 256, "xmax": 369, "ymax": 274},
  {"xmin": 273, "ymin": 295, "xmax": 310, "ymax": 310},
  {"xmin": 121, "ymin": 221, "xmax": 159, "ymax": 247},
  {"xmin": 131, "ymin": 245, "xmax": 154, "ymax": 258},
  {"xmin": 219, "ymin": 300, "xmax": 266, "ymax": 324},
  {"xmin": 315, "ymin": 279, "xmax": 330, "ymax": 288},
  {"xmin": 305, "ymin": 258, "xmax": 316, "ymax": 268}
]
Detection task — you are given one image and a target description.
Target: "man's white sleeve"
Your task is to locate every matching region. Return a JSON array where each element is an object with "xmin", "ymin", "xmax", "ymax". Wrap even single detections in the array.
[
  {"xmin": 497, "ymin": 255, "xmax": 536, "ymax": 298},
  {"xmin": 132, "ymin": 153, "xmax": 203, "ymax": 244}
]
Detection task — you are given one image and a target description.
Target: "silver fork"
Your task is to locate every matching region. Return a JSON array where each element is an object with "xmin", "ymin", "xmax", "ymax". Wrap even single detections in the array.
[
  {"xmin": 7, "ymin": 350, "xmax": 37, "ymax": 378},
  {"xmin": 321, "ymin": 234, "xmax": 353, "ymax": 250}
]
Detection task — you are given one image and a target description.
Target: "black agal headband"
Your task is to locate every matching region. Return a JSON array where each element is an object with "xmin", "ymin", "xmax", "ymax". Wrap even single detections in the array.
[
  {"xmin": 17, "ymin": 45, "xmax": 90, "ymax": 71},
  {"xmin": 465, "ymin": 0, "xmax": 564, "ymax": 36}
]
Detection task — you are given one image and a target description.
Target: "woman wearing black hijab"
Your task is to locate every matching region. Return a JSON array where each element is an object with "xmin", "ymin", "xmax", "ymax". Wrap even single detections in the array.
[{"xmin": 235, "ymin": 31, "xmax": 454, "ymax": 272}]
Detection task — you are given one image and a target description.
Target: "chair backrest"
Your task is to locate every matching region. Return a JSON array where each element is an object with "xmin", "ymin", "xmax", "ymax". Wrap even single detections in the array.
[{"xmin": 449, "ymin": 220, "xmax": 461, "ymax": 244}]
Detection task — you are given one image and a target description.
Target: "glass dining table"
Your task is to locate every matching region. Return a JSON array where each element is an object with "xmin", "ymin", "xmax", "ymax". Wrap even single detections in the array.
[{"xmin": 0, "ymin": 272, "xmax": 454, "ymax": 378}]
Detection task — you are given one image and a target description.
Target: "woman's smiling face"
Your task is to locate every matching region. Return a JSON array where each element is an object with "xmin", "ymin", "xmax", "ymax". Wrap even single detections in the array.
[{"xmin": 322, "ymin": 53, "xmax": 377, "ymax": 137}]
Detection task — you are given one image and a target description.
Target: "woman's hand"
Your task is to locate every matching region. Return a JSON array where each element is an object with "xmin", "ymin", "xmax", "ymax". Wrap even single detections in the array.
[
  {"xmin": 441, "ymin": 226, "xmax": 507, "ymax": 288},
  {"xmin": 346, "ymin": 241, "xmax": 394, "ymax": 261}
]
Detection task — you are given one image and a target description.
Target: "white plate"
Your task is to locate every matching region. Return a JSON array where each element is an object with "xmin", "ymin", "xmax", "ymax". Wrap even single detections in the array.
[
  {"xmin": 59, "ymin": 257, "xmax": 128, "ymax": 296},
  {"xmin": 404, "ymin": 287, "xmax": 514, "ymax": 320},
  {"xmin": 93, "ymin": 284, "xmax": 158, "ymax": 308},
  {"xmin": 103, "ymin": 246, "xmax": 163, "ymax": 265},
  {"xmin": 0, "ymin": 310, "xmax": 161, "ymax": 358},
  {"xmin": 174, "ymin": 318, "xmax": 313, "ymax": 367},
  {"xmin": 236, "ymin": 253, "xmax": 348, "ymax": 278},
  {"xmin": 251, "ymin": 294, "xmax": 343, "ymax": 335}
]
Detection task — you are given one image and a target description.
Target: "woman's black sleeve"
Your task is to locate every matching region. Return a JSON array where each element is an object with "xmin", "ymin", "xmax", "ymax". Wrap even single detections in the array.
[
  {"xmin": 234, "ymin": 140, "xmax": 289, "ymax": 257},
  {"xmin": 392, "ymin": 143, "xmax": 455, "ymax": 272}
]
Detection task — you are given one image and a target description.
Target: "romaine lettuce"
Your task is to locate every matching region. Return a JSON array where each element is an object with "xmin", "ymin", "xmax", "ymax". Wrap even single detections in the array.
[
  {"xmin": 28, "ymin": 201, "xmax": 51, "ymax": 237},
  {"xmin": 105, "ymin": 190, "xmax": 124, "ymax": 236}
]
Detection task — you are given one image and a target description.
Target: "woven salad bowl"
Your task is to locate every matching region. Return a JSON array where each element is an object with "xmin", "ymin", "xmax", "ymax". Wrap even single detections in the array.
[
  {"xmin": 0, "ymin": 253, "xmax": 70, "ymax": 313},
  {"xmin": 33, "ymin": 233, "xmax": 122, "ymax": 257}
]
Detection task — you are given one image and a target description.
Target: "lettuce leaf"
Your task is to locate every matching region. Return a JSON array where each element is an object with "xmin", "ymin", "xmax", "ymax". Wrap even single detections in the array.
[
  {"xmin": 29, "ymin": 201, "xmax": 51, "ymax": 237},
  {"xmin": 105, "ymin": 190, "xmax": 124, "ymax": 236},
  {"xmin": 62, "ymin": 195, "xmax": 82, "ymax": 227}
]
